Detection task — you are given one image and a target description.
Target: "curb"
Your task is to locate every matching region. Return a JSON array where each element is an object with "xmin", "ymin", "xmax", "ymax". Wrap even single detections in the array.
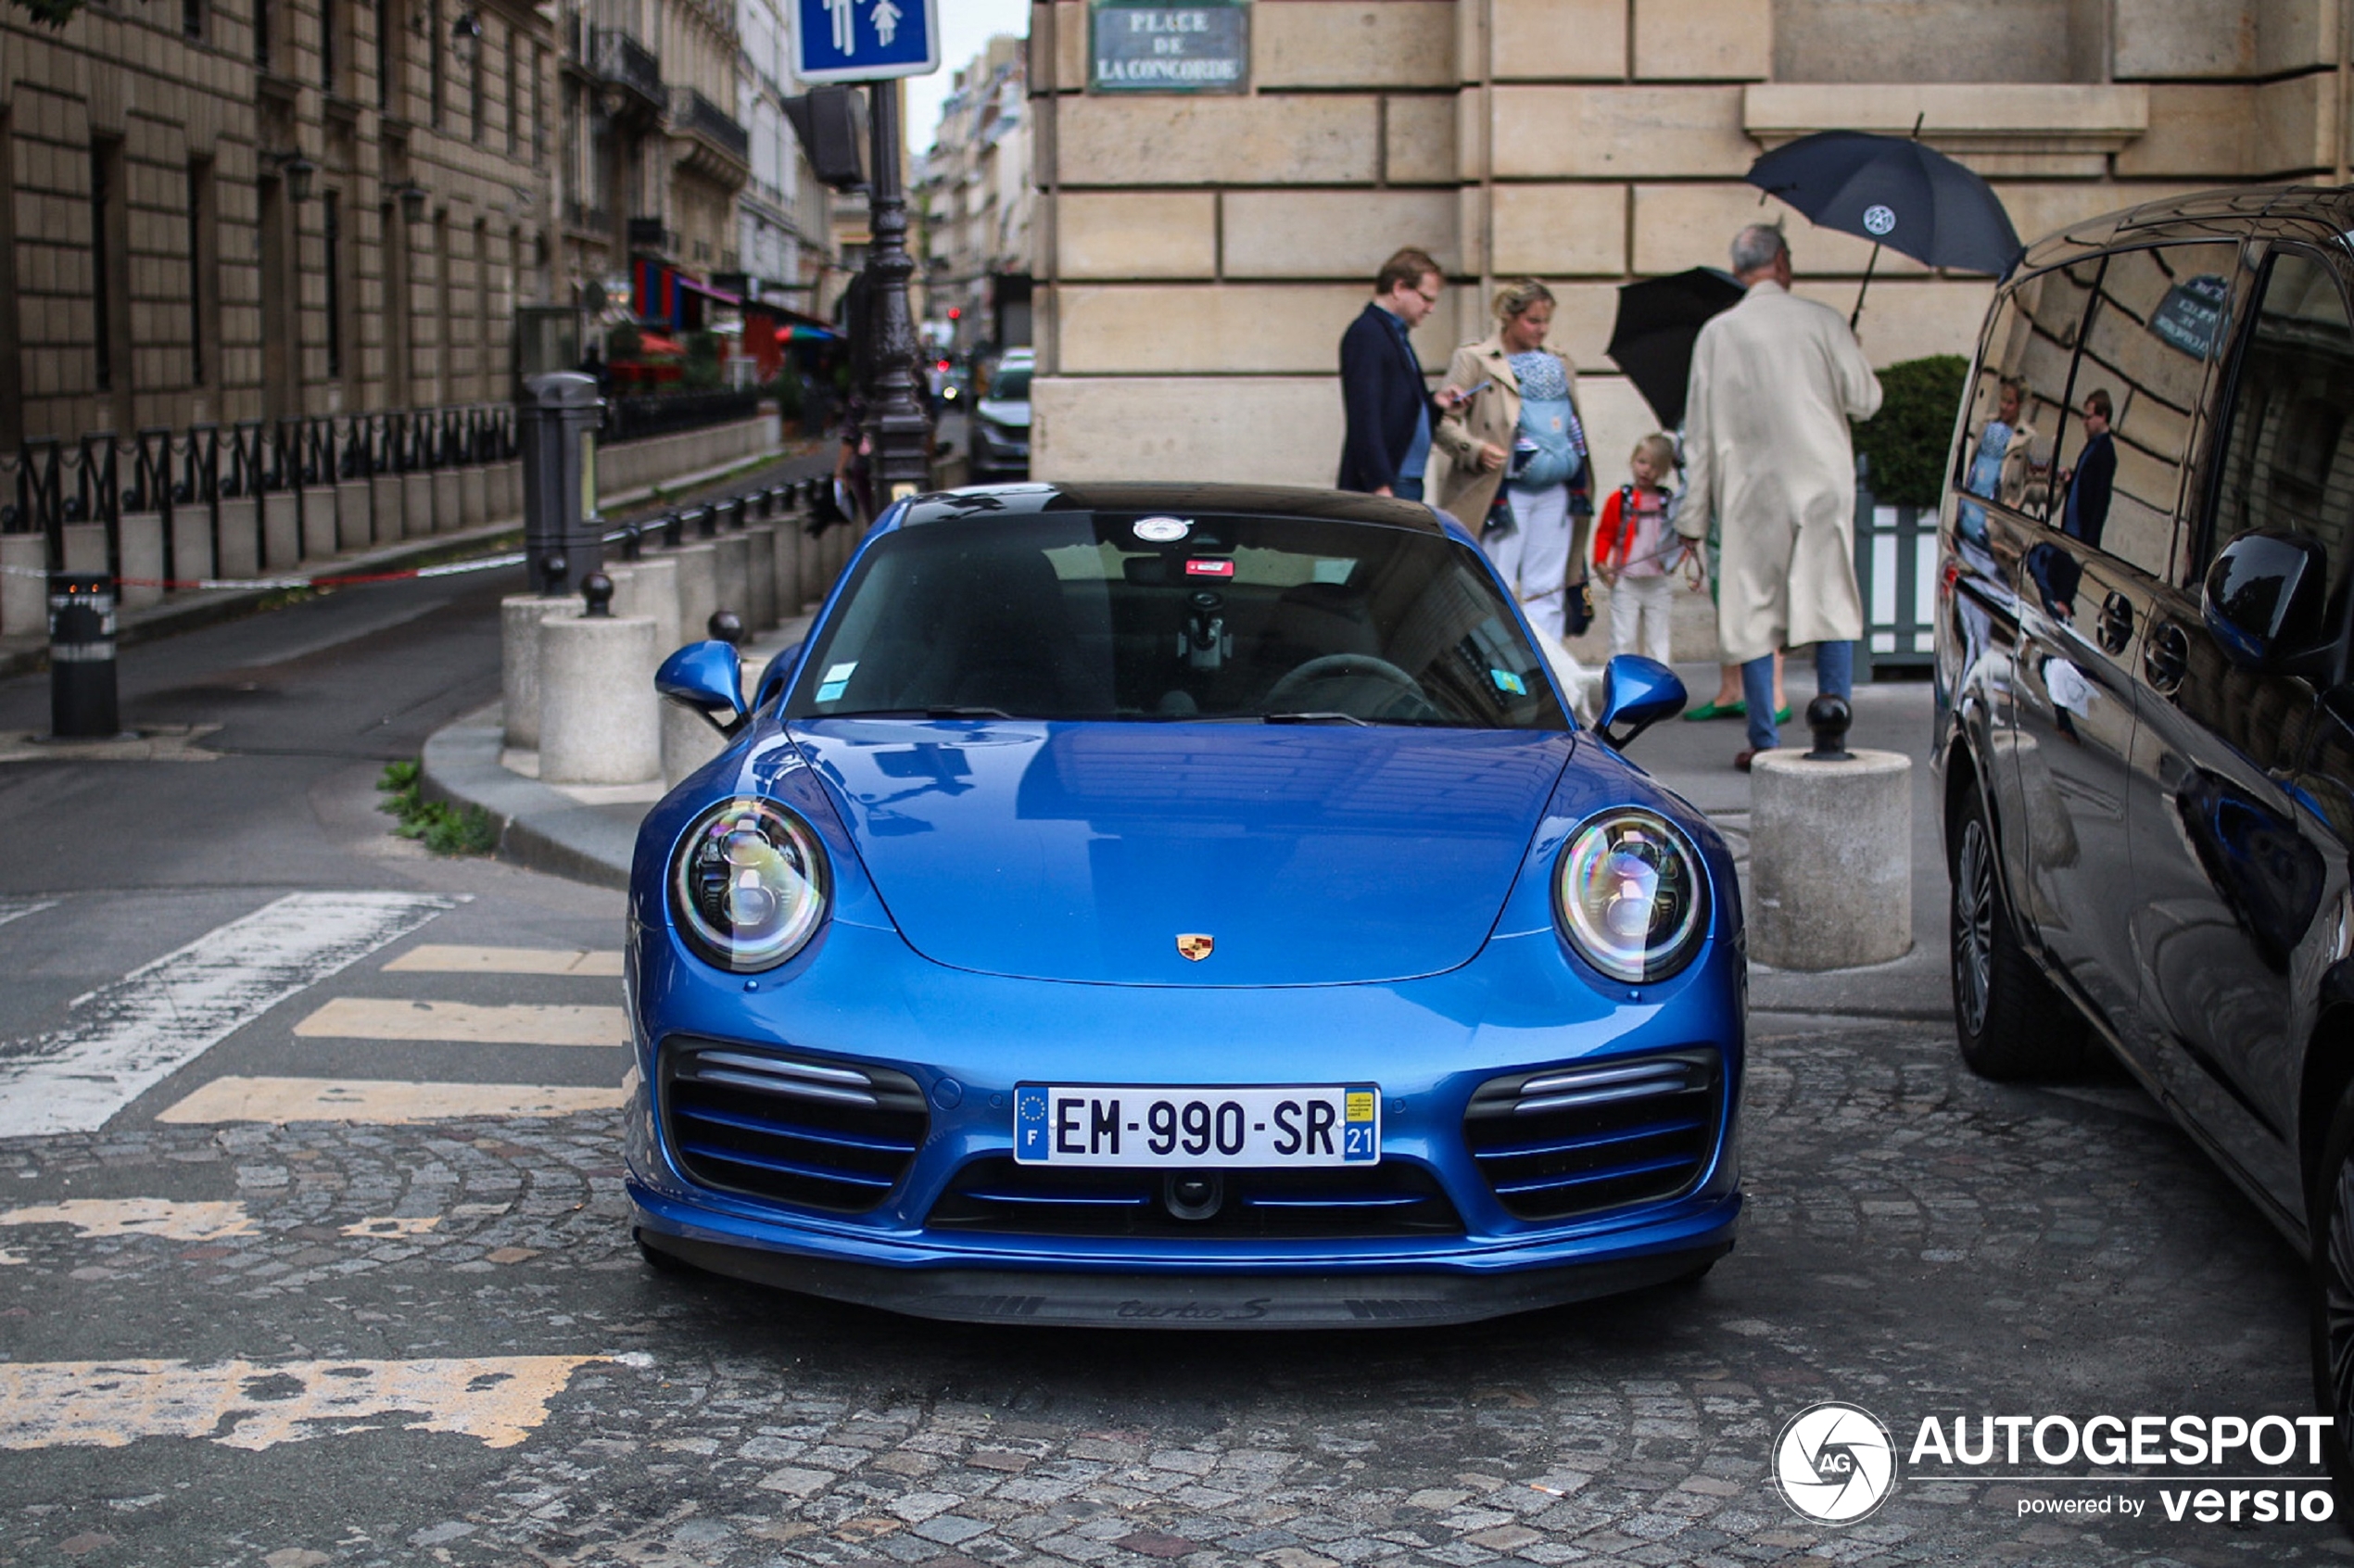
[{"xmin": 421, "ymin": 708, "xmax": 640, "ymax": 890}]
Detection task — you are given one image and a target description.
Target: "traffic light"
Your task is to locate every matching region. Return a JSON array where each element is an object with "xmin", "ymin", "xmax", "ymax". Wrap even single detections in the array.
[{"xmin": 782, "ymin": 85, "xmax": 868, "ymax": 190}]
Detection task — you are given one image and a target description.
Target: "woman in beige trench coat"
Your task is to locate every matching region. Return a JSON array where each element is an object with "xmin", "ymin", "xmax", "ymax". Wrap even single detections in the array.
[{"xmin": 1430, "ymin": 282, "xmax": 1592, "ymax": 638}]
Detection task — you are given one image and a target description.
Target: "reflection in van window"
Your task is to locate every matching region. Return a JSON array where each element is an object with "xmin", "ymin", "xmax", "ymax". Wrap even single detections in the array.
[
  {"xmin": 1969, "ymin": 263, "xmax": 2100, "ymax": 525},
  {"xmin": 2208, "ymin": 252, "xmax": 2354, "ymax": 600},
  {"xmin": 2067, "ymin": 244, "xmax": 2240, "ymax": 580}
]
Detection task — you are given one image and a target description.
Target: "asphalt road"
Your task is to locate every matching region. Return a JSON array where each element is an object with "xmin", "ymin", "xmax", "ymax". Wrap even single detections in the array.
[{"xmin": 0, "ymin": 560, "xmax": 2341, "ymax": 1565}]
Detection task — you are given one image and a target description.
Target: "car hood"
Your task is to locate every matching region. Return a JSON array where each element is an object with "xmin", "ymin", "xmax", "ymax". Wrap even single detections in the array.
[
  {"xmin": 787, "ymin": 720, "xmax": 1573, "ymax": 986},
  {"xmin": 975, "ymin": 398, "xmax": 1031, "ymax": 430}
]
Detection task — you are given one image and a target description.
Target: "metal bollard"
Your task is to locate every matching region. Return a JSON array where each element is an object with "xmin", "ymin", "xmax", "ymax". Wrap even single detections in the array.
[
  {"xmin": 661, "ymin": 511, "xmax": 685, "ymax": 550},
  {"xmin": 707, "ymin": 608, "xmax": 743, "ymax": 646},
  {"xmin": 48, "ymin": 572, "xmax": 119, "ymax": 738},
  {"xmin": 621, "ymin": 523, "xmax": 644, "ymax": 563},
  {"xmin": 581, "ymin": 572, "xmax": 614, "ymax": 619},
  {"xmin": 694, "ymin": 506, "xmax": 718, "ymax": 540}
]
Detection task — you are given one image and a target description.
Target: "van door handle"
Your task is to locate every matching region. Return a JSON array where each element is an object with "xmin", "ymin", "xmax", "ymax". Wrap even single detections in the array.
[
  {"xmin": 2145, "ymin": 621, "xmax": 2189, "ymax": 695},
  {"xmin": 2097, "ymin": 591, "xmax": 2134, "ymax": 655}
]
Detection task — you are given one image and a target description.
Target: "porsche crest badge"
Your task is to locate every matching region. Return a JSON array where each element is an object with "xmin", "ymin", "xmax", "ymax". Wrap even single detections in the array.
[{"xmin": 1176, "ymin": 933, "xmax": 1214, "ymax": 962}]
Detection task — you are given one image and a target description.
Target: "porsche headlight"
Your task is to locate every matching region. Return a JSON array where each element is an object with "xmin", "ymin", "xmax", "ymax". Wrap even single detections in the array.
[
  {"xmin": 670, "ymin": 799, "xmax": 829, "ymax": 971},
  {"xmin": 1555, "ymin": 810, "xmax": 1706, "ymax": 984}
]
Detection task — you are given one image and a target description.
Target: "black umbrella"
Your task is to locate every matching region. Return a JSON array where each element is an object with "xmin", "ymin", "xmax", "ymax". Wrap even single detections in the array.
[
  {"xmin": 1745, "ymin": 128, "xmax": 2023, "ymax": 326},
  {"xmin": 1605, "ymin": 267, "xmax": 1746, "ymax": 428}
]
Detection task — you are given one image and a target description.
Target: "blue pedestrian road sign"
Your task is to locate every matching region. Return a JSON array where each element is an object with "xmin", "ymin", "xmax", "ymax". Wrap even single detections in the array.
[{"xmin": 795, "ymin": 0, "xmax": 940, "ymax": 82}]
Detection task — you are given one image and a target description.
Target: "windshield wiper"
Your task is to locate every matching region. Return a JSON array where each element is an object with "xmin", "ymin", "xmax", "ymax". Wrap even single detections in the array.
[
  {"xmin": 1262, "ymin": 711, "xmax": 1372, "ymax": 727},
  {"xmin": 824, "ymin": 705, "xmax": 1013, "ymax": 720}
]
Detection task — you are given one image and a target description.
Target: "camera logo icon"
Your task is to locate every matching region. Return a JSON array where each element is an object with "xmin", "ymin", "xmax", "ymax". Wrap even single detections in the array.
[{"xmin": 1775, "ymin": 1402, "xmax": 1898, "ymax": 1524}]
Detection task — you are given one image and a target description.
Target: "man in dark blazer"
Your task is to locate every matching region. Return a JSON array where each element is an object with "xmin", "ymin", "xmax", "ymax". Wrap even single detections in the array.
[{"xmin": 1337, "ymin": 247, "xmax": 1462, "ymax": 499}]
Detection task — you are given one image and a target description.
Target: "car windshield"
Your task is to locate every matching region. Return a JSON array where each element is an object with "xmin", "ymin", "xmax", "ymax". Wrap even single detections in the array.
[
  {"xmin": 986, "ymin": 368, "xmax": 1031, "ymax": 401},
  {"xmin": 785, "ymin": 511, "xmax": 1567, "ymax": 729}
]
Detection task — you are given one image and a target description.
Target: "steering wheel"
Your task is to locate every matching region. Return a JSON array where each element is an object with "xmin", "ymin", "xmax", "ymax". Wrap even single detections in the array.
[{"xmin": 1262, "ymin": 653, "xmax": 1438, "ymax": 719}]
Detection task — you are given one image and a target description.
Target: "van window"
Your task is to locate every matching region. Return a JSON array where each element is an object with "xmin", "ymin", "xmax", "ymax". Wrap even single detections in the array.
[
  {"xmin": 2065, "ymin": 243, "xmax": 2239, "ymax": 580},
  {"xmin": 1971, "ymin": 262, "xmax": 2099, "ymax": 525},
  {"xmin": 2205, "ymin": 250, "xmax": 2354, "ymax": 599}
]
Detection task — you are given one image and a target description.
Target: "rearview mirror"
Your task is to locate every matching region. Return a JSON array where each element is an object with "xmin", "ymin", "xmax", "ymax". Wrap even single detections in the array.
[
  {"xmin": 656, "ymin": 639, "xmax": 748, "ymax": 738},
  {"xmin": 2203, "ymin": 531, "xmax": 2332, "ymax": 677},
  {"xmin": 1596, "ymin": 655, "xmax": 1686, "ymax": 750}
]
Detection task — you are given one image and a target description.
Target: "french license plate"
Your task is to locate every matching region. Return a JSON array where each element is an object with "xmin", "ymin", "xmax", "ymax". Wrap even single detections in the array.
[{"xmin": 1013, "ymin": 1084, "xmax": 1380, "ymax": 1168}]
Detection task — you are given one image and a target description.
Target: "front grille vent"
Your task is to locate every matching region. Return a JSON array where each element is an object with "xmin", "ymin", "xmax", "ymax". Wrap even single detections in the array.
[
  {"xmin": 1462, "ymin": 1049, "xmax": 1720, "ymax": 1222},
  {"xmin": 926, "ymin": 1157, "xmax": 1462, "ymax": 1239},
  {"xmin": 661, "ymin": 1038, "xmax": 928, "ymax": 1211}
]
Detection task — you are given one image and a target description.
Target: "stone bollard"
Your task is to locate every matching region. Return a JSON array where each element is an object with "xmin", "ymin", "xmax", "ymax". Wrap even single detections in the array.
[
  {"xmin": 1748, "ymin": 697, "xmax": 1912, "ymax": 970},
  {"xmin": 744, "ymin": 525, "xmax": 779, "ymax": 630},
  {"xmin": 613, "ymin": 552, "xmax": 680, "ymax": 661},
  {"xmin": 118, "ymin": 512, "xmax": 166, "ymax": 610},
  {"xmin": 500, "ymin": 578, "xmax": 576, "ymax": 751},
  {"xmin": 670, "ymin": 542, "xmax": 718, "ymax": 652},
  {"xmin": 540, "ymin": 574, "xmax": 659, "ymax": 785},
  {"xmin": 711, "ymin": 531, "xmax": 751, "ymax": 629},
  {"xmin": 770, "ymin": 512, "xmax": 802, "ymax": 621}
]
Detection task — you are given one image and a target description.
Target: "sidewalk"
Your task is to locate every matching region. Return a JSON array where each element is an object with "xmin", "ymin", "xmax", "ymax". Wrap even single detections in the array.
[
  {"xmin": 0, "ymin": 439, "xmax": 823, "ymax": 680},
  {"xmin": 426, "ymin": 633, "xmax": 1951, "ymax": 1004}
]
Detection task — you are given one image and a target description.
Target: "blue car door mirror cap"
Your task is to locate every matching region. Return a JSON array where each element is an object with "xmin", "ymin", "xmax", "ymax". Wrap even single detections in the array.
[{"xmin": 657, "ymin": 639, "xmax": 747, "ymax": 717}]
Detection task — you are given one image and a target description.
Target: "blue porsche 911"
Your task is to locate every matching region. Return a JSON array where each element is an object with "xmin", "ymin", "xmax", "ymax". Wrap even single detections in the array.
[{"xmin": 626, "ymin": 482, "xmax": 1745, "ymax": 1327}]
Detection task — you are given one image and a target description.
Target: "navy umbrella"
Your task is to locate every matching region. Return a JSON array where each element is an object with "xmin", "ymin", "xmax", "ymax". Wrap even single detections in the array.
[
  {"xmin": 1605, "ymin": 267, "xmax": 1746, "ymax": 428},
  {"xmin": 1745, "ymin": 128, "xmax": 2023, "ymax": 326}
]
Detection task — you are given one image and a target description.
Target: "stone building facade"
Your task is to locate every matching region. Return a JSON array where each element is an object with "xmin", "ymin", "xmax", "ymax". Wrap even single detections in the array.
[
  {"xmin": 1025, "ymin": 0, "xmax": 2354, "ymax": 487},
  {"xmin": 0, "ymin": 0, "xmax": 559, "ymax": 447},
  {"xmin": 917, "ymin": 32, "xmax": 1035, "ymax": 353}
]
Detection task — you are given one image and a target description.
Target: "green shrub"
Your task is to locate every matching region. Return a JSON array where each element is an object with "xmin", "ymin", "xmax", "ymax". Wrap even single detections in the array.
[
  {"xmin": 683, "ymin": 331, "xmax": 723, "ymax": 390},
  {"xmin": 377, "ymin": 760, "xmax": 499, "ymax": 856},
  {"xmin": 607, "ymin": 322, "xmax": 643, "ymax": 360},
  {"xmin": 1852, "ymin": 353, "xmax": 1968, "ymax": 510},
  {"xmin": 768, "ymin": 359, "xmax": 805, "ymax": 420}
]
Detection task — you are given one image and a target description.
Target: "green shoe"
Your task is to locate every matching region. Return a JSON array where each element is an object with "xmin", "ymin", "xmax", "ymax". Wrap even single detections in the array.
[
  {"xmin": 1684, "ymin": 700, "xmax": 1745, "ymax": 721},
  {"xmin": 1775, "ymin": 704, "xmax": 1792, "ymax": 724}
]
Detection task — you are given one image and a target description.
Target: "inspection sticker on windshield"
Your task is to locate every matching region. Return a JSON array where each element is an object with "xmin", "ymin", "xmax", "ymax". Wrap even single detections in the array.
[
  {"xmin": 1491, "ymin": 669, "xmax": 1526, "ymax": 695},
  {"xmin": 1014, "ymin": 1083, "xmax": 1380, "ymax": 1167},
  {"xmin": 814, "ymin": 662, "xmax": 857, "ymax": 702},
  {"xmin": 1133, "ymin": 516, "xmax": 1191, "ymax": 543}
]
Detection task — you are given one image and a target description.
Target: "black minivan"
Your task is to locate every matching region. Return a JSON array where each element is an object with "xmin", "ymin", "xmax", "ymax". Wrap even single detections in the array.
[{"xmin": 1934, "ymin": 185, "xmax": 2354, "ymax": 1499}]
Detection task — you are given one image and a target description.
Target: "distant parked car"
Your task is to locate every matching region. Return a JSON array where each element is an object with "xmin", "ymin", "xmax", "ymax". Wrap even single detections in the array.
[{"xmin": 969, "ymin": 349, "xmax": 1032, "ymax": 481}]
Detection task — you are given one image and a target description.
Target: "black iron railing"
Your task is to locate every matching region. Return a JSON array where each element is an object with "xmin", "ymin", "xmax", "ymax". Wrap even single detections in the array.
[
  {"xmin": 671, "ymin": 86, "xmax": 749, "ymax": 162},
  {"xmin": 590, "ymin": 27, "xmax": 664, "ymax": 108}
]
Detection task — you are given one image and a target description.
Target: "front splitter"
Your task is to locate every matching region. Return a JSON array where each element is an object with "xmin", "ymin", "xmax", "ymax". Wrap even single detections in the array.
[{"xmin": 634, "ymin": 1225, "xmax": 1731, "ymax": 1329}]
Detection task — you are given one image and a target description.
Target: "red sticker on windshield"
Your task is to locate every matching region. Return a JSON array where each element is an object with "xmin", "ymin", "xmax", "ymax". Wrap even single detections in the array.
[{"xmin": 1184, "ymin": 559, "xmax": 1234, "ymax": 577}]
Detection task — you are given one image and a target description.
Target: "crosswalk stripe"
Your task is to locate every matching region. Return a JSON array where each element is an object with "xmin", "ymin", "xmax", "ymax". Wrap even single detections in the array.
[
  {"xmin": 292, "ymin": 997, "xmax": 627, "ymax": 1047},
  {"xmin": 0, "ymin": 1354, "xmax": 635, "ymax": 1451},
  {"xmin": 383, "ymin": 944, "xmax": 623, "ymax": 977},
  {"xmin": 155, "ymin": 1076, "xmax": 626, "ymax": 1125},
  {"xmin": 0, "ymin": 891, "xmax": 455, "ymax": 1138},
  {"xmin": 0, "ymin": 1198, "xmax": 255, "ymax": 1242},
  {"xmin": 0, "ymin": 898, "xmax": 57, "ymax": 931}
]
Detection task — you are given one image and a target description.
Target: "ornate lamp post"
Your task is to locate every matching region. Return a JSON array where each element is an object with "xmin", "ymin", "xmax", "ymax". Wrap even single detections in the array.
[{"xmin": 861, "ymin": 82, "xmax": 932, "ymax": 502}]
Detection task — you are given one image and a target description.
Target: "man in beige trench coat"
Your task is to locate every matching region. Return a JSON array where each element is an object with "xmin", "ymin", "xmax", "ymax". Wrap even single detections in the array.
[{"xmin": 1676, "ymin": 224, "xmax": 1882, "ymax": 767}]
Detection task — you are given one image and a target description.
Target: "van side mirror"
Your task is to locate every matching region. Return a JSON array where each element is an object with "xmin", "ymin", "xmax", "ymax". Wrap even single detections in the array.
[
  {"xmin": 1596, "ymin": 655, "xmax": 1687, "ymax": 750},
  {"xmin": 656, "ymin": 639, "xmax": 748, "ymax": 738},
  {"xmin": 2203, "ymin": 531, "xmax": 2333, "ymax": 677}
]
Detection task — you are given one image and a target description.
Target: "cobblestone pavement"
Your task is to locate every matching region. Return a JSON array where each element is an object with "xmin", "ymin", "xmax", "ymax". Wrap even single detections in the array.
[{"xmin": 5, "ymin": 1000, "xmax": 2344, "ymax": 1566}]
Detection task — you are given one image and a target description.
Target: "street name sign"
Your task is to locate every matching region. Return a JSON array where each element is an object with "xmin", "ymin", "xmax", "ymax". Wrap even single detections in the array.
[
  {"xmin": 794, "ymin": 0, "xmax": 940, "ymax": 83},
  {"xmin": 1091, "ymin": 0, "xmax": 1250, "ymax": 94}
]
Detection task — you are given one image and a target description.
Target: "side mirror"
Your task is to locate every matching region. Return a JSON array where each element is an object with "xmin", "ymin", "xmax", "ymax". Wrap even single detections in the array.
[
  {"xmin": 751, "ymin": 641, "xmax": 804, "ymax": 715},
  {"xmin": 1595, "ymin": 655, "xmax": 1686, "ymax": 751},
  {"xmin": 655, "ymin": 639, "xmax": 748, "ymax": 739},
  {"xmin": 2203, "ymin": 531, "xmax": 2332, "ymax": 677}
]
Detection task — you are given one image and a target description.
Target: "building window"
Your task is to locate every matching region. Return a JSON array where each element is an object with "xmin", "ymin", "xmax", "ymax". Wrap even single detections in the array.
[
  {"xmin": 533, "ymin": 46, "xmax": 547, "ymax": 167},
  {"xmin": 428, "ymin": 0, "xmax": 443, "ymax": 128},
  {"xmin": 384, "ymin": 200, "xmax": 412, "ymax": 405},
  {"xmin": 184, "ymin": 0, "xmax": 204, "ymax": 42},
  {"xmin": 322, "ymin": 0, "xmax": 335, "ymax": 90},
  {"xmin": 377, "ymin": 0, "xmax": 394, "ymax": 111},
  {"xmin": 505, "ymin": 29, "xmax": 520, "ymax": 157},
  {"xmin": 90, "ymin": 142, "xmax": 118, "ymax": 397},
  {"xmin": 255, "ymin": 0, "xmax": 272, "ymax": 70},
  {"xmin": 323, "ymin": 193, "xmax": 344, "ymax": 380},
  {"xmin": 0, "ymin": 112, "xmax": 19, "ymax": 448},
  {"xmin": 471, "ymin": 20, "xmax": 486, "ymax": 143},
  {"xmin": 186, "ymin": 158, "xmax": 219, "ymax": 387}
]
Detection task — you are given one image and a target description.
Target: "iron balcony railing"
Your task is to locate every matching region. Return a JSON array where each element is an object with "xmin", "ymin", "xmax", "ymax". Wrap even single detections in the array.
[
  {"xmin": 589, "ymin": 27, "xmax": 664, "ymax": 109},
  {"xmin": 670, "ymin": 86, "xmax": 750, "ymax": 163}
]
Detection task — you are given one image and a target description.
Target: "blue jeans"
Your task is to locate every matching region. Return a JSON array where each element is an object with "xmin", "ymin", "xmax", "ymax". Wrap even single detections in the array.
[
  {"xmin": 1391, "ymin": 475, "xmax": 1424, "ymax": 502},
  {"xmin": 1745, "ymin": 641, "xmax": 1854, "ymax": 752}
]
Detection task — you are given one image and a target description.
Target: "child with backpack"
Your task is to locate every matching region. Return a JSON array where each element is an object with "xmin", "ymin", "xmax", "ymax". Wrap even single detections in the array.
[{"xmin": 1592, "ymin": 433, "xmax": 1690, "ymax": 664}]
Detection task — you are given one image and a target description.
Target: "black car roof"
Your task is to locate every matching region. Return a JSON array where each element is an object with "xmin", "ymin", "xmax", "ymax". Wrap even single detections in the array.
[
  {"xmin": 893, "ymin": 482, "xmax": 1451, "ymax": 534},
  {"xmin": 2016, "ymin": 183, "xmax": 2354, "ymax": 276}
]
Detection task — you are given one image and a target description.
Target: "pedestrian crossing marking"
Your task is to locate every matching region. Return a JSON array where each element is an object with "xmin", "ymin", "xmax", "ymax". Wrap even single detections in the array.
[
  {"xmin": 155, "ymin": 1076, "xmax": 626, "ymax": 1125},
  {"xmin": 341, "ymin": 1215, "xmax": 442, "ymax": 1238},
  {"xmin": 0, "ymin": 897, "xmax": 57, "ymax": 931},
  {"xmin": 0, "ymin": 891, "xmax": 454, "ymax": 1138},
  {"xmin": 291, "ymin": 998, "xmax": 627, "ymax": 1047},
  {"xmin": 0, "ymin": 1354, "xmax": 629, "ymax": 1451},
  {"xmin": 382, "ymin": 944, "xmax": 623, "ymax": 977},
  {"xmin": 0, "ymin": 1198, "xmax": 255, "ymax": 1243}
]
